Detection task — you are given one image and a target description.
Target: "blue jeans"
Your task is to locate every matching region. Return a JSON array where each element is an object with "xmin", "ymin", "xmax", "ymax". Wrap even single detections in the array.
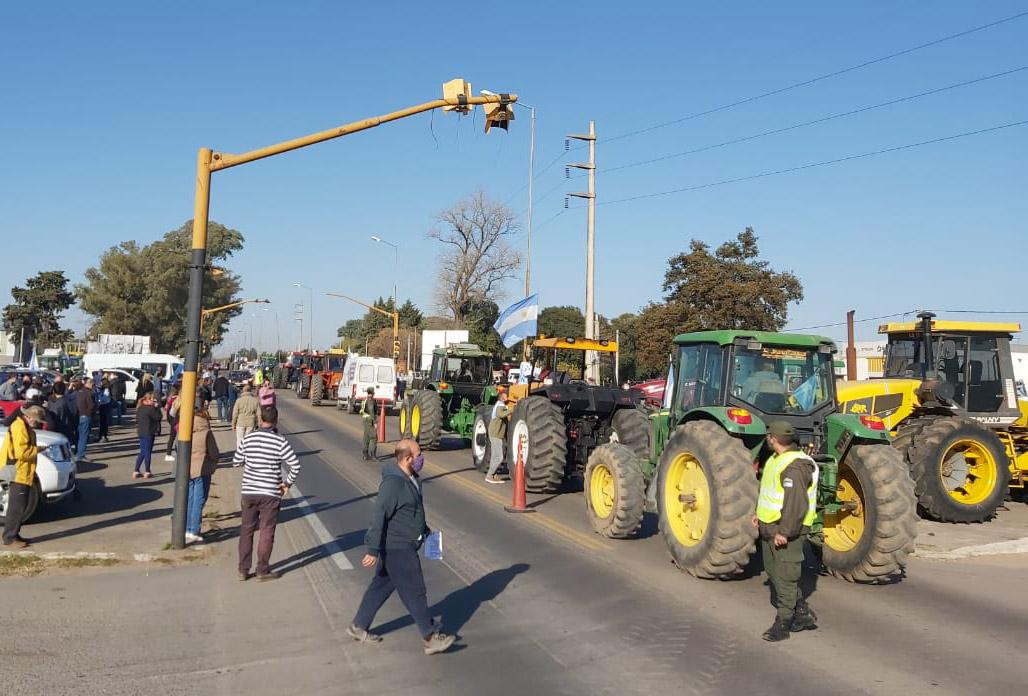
[
  {"xmin": 186, "ymin": 475, "xmax": 212, "ymax": 535},
  {"xmin": 135, "ymin": 435, "xmax": 154, "ymax": 473},
  {"xmin": 76, "ymin": 415, "xmax": 91, "ymax": 459},
  {"xmin": 217, "ymin": 397, "xmax": 229, "ymax": 421},
  {"xmin": 114, "ymin": 400, "xmax": 124, "ymax": 425}
]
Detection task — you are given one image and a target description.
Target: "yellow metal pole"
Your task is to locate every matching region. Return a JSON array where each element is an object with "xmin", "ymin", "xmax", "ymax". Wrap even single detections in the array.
[
  {"xmin": 209, "ymin": 95, "xmax": 516, "ymax": 171},
  {"xmin": 173, "ymin": 147, "xmax": 212, "ymax": 549}
]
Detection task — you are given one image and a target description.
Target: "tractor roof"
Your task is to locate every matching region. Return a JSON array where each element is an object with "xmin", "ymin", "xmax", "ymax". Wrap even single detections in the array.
[
  {"xmin": 879, "ymin": 319, "xmax": 1021, "ymax": 335},
  {"xmin": 532, "ymin": 336, "xmax": 618, "ymax": 353},
  {"xmin": 432, "ymin": 342, "xmax": 491, "ymax": 358},
  {"xmin": 673, "ymin": 330, "xmax": 835, "ymax": 349}
]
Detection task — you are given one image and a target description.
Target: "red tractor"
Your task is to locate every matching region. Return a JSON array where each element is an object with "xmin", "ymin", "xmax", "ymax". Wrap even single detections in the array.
[{"xmin": 294, "ymin": 350, "xmax": 347, "ymax": 406}]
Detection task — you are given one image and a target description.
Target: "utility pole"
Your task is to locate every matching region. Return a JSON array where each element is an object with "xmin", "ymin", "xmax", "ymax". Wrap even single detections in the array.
[
  {"xmin": 846, "ymin": 310, "xmax": 857, "ymax": 381},
  {"xmin": 522, "ymin": 104, "xmax": 536, "ymax": 361},
  {"xmin": 567, "ymin": 121, "xmax": 597, "ymax": 383},
  {"xmin": 294, "ymin": 303, "xmax": 304, "ymax": 351}
]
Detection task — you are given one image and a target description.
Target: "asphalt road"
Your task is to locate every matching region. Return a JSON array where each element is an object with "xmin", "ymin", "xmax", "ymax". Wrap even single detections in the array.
[{"xmin": 271, "ymin": 394, "xmax": 1027, "ymax": 696}]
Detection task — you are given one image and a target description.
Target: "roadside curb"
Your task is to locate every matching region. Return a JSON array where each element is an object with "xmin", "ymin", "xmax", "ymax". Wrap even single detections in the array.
[{"xmin": 914, "ymin": 536, "xmax": 1028, "ymax": 560}]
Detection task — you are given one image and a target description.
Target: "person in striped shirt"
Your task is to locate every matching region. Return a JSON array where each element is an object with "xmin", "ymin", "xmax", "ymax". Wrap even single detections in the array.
[{"xmin": 233, "ymin": 405, "xmax": 301, "ymax": 581}]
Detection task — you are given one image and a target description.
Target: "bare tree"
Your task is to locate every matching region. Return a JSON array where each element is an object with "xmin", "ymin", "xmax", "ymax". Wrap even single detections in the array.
[{"xmin": 430, "ymin": 190, "xmax": 522, "ymax": 322}]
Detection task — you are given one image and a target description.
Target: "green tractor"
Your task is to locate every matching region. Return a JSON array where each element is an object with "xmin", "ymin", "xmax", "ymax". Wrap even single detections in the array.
[
  {"xmin": 398, "ymin": 343, "xmax": 498, "ymax": 450},
  {"xmin": 583, "ymin": 330, "xmax": 918, "ymax": 583}
]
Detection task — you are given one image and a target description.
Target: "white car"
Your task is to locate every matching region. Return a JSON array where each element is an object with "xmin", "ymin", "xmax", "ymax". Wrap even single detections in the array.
[{"xmin": 0, "ymin": 426, "xmax": 77, "ymax": 524}]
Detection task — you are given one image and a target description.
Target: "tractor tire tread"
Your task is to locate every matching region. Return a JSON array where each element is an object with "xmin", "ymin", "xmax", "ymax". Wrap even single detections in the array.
[{"xmin": 584, "ymin": 443, "xmax": 646, "ymax": 538}]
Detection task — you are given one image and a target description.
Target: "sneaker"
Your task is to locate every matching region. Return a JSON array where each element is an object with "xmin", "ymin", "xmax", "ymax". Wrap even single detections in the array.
[
  {"xmin": 184, "ymin": 532, "xmax": 204, "ymax": 544},
  {"xmin": 238, "ymin": 571, "xmax": 250, "ymax": 581},
  {"xmin": 484, "ymin": 476, "xmax": 506, "ymax": 484},
  {"xmin": 2, "ymin": 538, "xmax": 29, "ymax": 549},
  {"xmin": 762, "ymin": 617, "xmax": 792, "ymax": 642},
  {"xmin": 347, "ymin": 625, "xmax": 383, "ymax": 643},
  {"xmin": 131, "ymin": 471, "xmax": 142, "ymax": 479},
  {"xmin": 423, "ymin": 632, "xmax": 456, "ymax": 655},
  {"xmin": 164, "ymin": 455, "xmax": 175, "ymax": 462},
  {"xmin": 142, "ymin": 472, "xmax": 153, "ymax": 479},
  {"xmin": 790, "ymin": 613, "xmax": 817, "ymax": 633},
  {"xmin": 255, "ymin": 571, "xmax": 281, "ymax": 582}
]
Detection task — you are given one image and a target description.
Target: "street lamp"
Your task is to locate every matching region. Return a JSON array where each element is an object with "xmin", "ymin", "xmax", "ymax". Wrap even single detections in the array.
[
  {"xmin": 293, "ymin": 282, "xmax": 313, "ymax": 352},
  {"xmin": 370, "ymin": 235, "xmax": 399, "ymax": 307}
]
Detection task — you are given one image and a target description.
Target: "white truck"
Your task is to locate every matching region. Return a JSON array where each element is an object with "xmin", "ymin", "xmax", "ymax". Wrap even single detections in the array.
[
  {"xmin": 420, "ymin": 330, "xmax": 469, "ymax": 371},
  {"xmin": 336, "ymin": 355, "xmax": 397, "ymax": 414}
]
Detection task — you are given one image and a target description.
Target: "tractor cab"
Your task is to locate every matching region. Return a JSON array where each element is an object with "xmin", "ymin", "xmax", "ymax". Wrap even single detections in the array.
[
  {"xmin": 669, "ymin": 331, "xmax": 840, "ymax": 455},
  {"xmin": 880, "ymin": 312, "xmax": 1021, "ymax": 423}
]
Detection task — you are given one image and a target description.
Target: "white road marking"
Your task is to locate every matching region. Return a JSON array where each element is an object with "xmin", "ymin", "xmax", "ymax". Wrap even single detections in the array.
[
  {"xmin": 916, "ymin": 536, "xmax": 1028, "ymax": 559},
  {"xmin": 289, "ymin": 482, "xmax": 354, "ymax": 570}
]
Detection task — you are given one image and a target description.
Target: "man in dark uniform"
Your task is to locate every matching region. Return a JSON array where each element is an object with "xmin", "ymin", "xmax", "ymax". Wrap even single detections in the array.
[
  {"xmin": 754, "ymin": 421, "xmax": 819, "ymax": 642},
  {"xmin": 360, "ymin": 387, "xmax": 378, "ymax": 461}
]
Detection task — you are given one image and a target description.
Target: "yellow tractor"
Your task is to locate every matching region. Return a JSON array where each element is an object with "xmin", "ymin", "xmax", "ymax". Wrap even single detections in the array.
[{"xmin": 836, "ymin": 312, "xmax": 1028, "ymax": 522}]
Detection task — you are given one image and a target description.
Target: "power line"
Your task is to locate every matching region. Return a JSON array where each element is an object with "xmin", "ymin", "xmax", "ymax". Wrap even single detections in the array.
[
  {"xmin": 598, "ymin": 118, "xmax": 1028, "ymax": 207},
  {"xmin": 604, "ymin": 65, "xmax": 1028, "ymax": 174},
  {"xmin": 604, "ymin": 10, "xmax": 1028, "ymax": 144},
  {"xmin": 787, "ymin": 311, "xmax": 915, "ymax": 332}
]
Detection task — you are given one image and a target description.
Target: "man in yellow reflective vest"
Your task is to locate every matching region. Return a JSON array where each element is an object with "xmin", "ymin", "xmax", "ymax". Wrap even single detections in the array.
[{"xmin": 753, "ymin": 421, "xmax": 819, "ymax": 641}]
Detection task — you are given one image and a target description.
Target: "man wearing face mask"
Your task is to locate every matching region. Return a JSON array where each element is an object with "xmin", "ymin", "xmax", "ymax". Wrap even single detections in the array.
[{"xmin": 349, "ymin": 439, "xmax": 456, "ymax": 655}]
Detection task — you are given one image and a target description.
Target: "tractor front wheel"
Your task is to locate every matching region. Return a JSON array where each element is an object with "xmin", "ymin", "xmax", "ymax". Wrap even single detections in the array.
[
  {"xmin": 610, "ymin": 407, "xmax": 650, "ymax": 458},
  {"xmin": 585, "ymin": 443, "xmax": 646, "ymax": 538},
  {"xmin": 508, "ymin": 395, "xmax": 567, "ymax": 493},
  {"xmin": 904, "ymin": 417, "xmax": 1009, "ymax": 522},
  {"xmin": 398, "ymin": 399, "xmax": 412, "ymax": 438},
  {"xmin": 656, "ymin": 420, "xmax": 758, "ymax": 579},
  {"xmin": 822, "ymin": 444, "xmax": 918, "ymax": 583},
  {"xmin": 310, "ymin": 378, "xmax": 324, "ymax": 406},
  {"xmin": 411, "ymin": 390, "xmax": 443, "ymax": 450}
]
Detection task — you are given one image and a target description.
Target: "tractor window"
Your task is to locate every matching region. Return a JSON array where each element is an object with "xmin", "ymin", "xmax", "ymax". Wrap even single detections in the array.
[
  {"xmin": 936, "ymin": 336, "xmax": 967, "ymax": 408},
  {"xmin": 674, "ymin": 344, "xmax": 722, "ymax": 411},
  {"xmin": 884, "ymin": 338, "xmax": 920, "ymax": 377},
  {"xmin": 444, "ymin": 357, "xmax": 490, "ymax": 383},
  {"xmin": 328, "ymin": 357, "xmax": 345, "ymax": 371},
  {"xmin": 731, "ymin": 346, "xmax": 832, "ymax": 415},
  {"xmin": 966, "ymin": 336, "xmax": 1003, "ymax": 413}
]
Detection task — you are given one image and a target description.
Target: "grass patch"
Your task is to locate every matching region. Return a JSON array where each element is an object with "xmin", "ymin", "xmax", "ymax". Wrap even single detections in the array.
[
  {"xmin": 0, "ymin": 554, "xmax": 45, "ymax": 577},
  {"xmin": 152, "ymin": 557, "xmax": 175, "ymax": 565},
  {"xmin": 54, "ymin": 557, "xmax": 120, "ymax": 569}
]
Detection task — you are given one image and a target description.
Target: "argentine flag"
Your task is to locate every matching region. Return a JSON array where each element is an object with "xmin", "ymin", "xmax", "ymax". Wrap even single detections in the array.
[{"xmin": 494, "ymin": 294, "xmax": 539, "ymax": 348}]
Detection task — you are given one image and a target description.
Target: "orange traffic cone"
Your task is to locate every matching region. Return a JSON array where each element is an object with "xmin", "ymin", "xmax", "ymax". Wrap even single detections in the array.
[
  {"xmin": 377, "ymin": 399, "xmax": 387, "ymax": 443},
  {"xmin": 504, "ymin": 434, "xmax": 536, "ymax": 514}
]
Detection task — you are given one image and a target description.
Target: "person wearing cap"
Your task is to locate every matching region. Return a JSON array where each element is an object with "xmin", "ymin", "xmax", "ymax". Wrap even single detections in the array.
[
  {"xmin": 485, "ymin": 390, "xmax": 509, "ymax": 484},
  {"xmin": 753, "ymin": 420, "xmax": 819, "ymax": 642},
  {"xmin": 360, "ymin": 387, "xmax": 379, "ymax": 461},
  {"xmin": 1, "ymin": 404, "xmax": 45, "ymax": 548}
]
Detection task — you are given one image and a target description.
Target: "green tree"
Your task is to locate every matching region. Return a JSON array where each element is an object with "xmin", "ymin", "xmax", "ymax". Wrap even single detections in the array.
[
  {"xmin": 459, "ymin": 298, "xmax": 502, "ymax": 356},
  {"xmin": 2, "ymin": 270, "xmax": 76, "ymax": 351},
  {"xmin": 397, "ymin": 299, "xmax": 423, "ymax": 329},
  {"xmin": 538, "ymin": 305, "xmax": 585, "ymax": 339},
  {"xmin": 634, "ymin": 228, "xmax": 803, "ymax": 374},
  {"xmin": 77, "ymin": 220, "xmax": 244, "ymax": 354}
]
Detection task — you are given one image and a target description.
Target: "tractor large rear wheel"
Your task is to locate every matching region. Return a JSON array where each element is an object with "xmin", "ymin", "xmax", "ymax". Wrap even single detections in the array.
[
  {"xmin": 509, "ymin": 396, "xmax": 567, "ymax": 493},
  {"xmin": 585, "ymin": 443, "xmax": 646, "ymax": 538},
  {"xmin": 471, "ymin": 406, "xmax": 493, "ymax": 473},
  {"xmin": 310, "ymin": 378, "xmax": 324, "ymax": 406},
  {"xmin": 822, "ymin": 444, "xmax": 918, "ymax": 583},
  {"xmin": 398, "ymin": 398, "xmax": 412, "ymax": 438},
  {"xmin": 656, "ymin": 420, "xmax": 758, "ymax": 579},
  {"xmin": 610, "ymin": 407, "xmax": 650, "ymax": 458},
  {"xmin": 903, "ymin": 417, "xmax": 1009, "ymax": 522},
  {"xmin": 411, "ymin": 390, "xmax": 442, "ymax": 450}
]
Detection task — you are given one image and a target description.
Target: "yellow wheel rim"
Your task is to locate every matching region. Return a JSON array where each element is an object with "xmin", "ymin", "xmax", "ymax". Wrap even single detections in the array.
[
  {"xmin": 823, "ymin": 465, "xmax": 865, "ymax": 552},
  {"xmin": 399, "ymin": 407, "xmax": 407, "ymax": 435},
  {"xmin": 664, "ymin": 452, "xmax": 710, "ymax": 547},
  {"xmin": 941, "ymin": 438, "xmax": 998, "ymax": 505},
  {"xmin": 412, "ymin": 404, "xmax": 421, "ymax": 438},
  {"xmin": 589, "ymin": 463, "xmax": 615, "ymax": 519}
]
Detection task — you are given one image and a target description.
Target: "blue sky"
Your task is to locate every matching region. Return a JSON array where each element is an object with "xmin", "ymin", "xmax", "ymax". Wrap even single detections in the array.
[{"xmin": 2, "ymin": 1, "xmax": 1026, "ymax": 351}]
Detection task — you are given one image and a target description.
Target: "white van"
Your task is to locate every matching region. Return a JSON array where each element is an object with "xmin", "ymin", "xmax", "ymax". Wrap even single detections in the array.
[
  {"xmin": 83, "ymin": 353, "xmax": 183, "ymax": 385},
  {"xmin": 336, "ymin": 356, "xmax": 397, "ymax": 414}
]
